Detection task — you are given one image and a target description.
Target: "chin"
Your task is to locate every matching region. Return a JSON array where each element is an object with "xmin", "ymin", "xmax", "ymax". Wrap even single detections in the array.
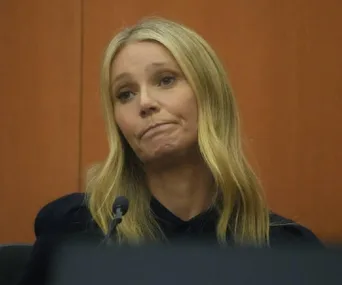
[
  {"xmin": 142, "ymin": 144, "xmax": 179, "ymax": 162},
  {"xmin": 140, "ymin": 143, "xmax": 197, "ymax": 167}
]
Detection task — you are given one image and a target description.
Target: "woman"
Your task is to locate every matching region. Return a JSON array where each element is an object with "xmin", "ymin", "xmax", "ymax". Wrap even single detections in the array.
[{"xmin": 19, "ymin": 17, "xmax": 321, "ymax": 285}]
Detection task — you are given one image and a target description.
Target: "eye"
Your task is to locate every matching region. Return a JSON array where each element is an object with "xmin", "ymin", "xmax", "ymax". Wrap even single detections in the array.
[
  {"xmin": 116, "ymin": 90, "xmax": 135, "ymax": 103},
  {"xmin": 158, "ymin": 75, "xmax": 176, "ymax": 87}
]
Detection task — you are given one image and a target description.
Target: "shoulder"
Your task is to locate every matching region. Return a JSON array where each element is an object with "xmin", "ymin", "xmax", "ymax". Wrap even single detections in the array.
[
  {"xmin": 34, "ymin": 192, "xmax": 95, "ymax": 237},
  {"xmin": 269, "ymin": 212, "xmax": 324, "ymax": 248},
  {"xmin": 18, "ymin": 193, "xmax": 98, "ymax": 285}
]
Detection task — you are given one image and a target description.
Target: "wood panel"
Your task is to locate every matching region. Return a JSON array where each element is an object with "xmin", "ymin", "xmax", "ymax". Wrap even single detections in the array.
[
  {"xmin": 81, "ymin": 0, "xmax": 342, "ymax": 242},
  {"xmin": 0, "ymin": 1, "xmax": 82, "ymax": 242}
]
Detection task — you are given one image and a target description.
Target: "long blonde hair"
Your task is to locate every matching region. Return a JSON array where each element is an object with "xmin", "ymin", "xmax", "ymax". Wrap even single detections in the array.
[{"xmin": 86, "ymin": 17, "xmax": 270, "ymax": 246}]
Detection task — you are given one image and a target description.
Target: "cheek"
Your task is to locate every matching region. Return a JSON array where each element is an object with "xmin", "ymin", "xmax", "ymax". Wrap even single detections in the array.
[
  {"xmin": 114, "ymin": 109, "xmax": 135, "ymax": 141},
  {"xmin": 181, "ymin": 96, "xmax": 198, "ymax": 126},
  {"xmin": 169, "ymin": 88, "xmax": 198, "ymax": 120}
]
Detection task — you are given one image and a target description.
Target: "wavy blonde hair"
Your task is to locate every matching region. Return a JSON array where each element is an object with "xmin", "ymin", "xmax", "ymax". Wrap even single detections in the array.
[{"xmin": 86, "ymin": 17, "xmax": 270, "ymax": 246}]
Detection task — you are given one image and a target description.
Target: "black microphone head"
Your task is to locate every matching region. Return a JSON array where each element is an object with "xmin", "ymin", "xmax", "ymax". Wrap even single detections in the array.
[{"xmin": 112, "ymin": 196, "xmax": 129, "ymax": 216}]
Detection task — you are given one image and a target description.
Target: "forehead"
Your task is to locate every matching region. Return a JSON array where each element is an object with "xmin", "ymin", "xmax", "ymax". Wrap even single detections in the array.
[{"xmin": 111, "ymin": 41, "xmax": 179, "ymax": 76}]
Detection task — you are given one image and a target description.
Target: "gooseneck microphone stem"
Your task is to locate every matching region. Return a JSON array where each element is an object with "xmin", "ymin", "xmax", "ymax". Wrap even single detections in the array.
[
  {"xmin": 104, "ymin": 209, "xmax": 123, "ymax": 245},
  {"xmin": 102, "ymin": 196, "xmax": 129, "ymax": 246}
]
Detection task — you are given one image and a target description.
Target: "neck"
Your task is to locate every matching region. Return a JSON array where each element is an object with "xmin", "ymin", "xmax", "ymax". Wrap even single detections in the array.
[{"xmin": 144, "ymin": 153, "xmax": 215, "ymax": 221}]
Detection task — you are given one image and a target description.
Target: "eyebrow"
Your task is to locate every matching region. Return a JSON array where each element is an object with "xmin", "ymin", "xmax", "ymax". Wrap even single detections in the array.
[
  {"xmin": 112, "ymin": 72, "xmax": 131, "ymax": 85},
  {"xmin": 111, "ymin": 61, "xmax": 177, "ymax": 88}
]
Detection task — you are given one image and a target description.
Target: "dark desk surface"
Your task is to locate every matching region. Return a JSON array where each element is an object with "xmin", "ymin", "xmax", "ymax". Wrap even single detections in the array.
[{"xmin": 47, "ymin": 242, "xmax": 342, "ymax": 285}]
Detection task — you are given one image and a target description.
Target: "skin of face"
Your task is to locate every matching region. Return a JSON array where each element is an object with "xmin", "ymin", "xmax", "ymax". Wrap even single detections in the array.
[{"xmin": 111, "ymin": 41, "xmax": 199, "ymax": 166}]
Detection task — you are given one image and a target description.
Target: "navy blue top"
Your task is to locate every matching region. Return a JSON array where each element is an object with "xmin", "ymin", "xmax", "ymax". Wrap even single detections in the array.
[{"xmin": 18, "ymin": 192, "xmax": 323, "ymax": 285}]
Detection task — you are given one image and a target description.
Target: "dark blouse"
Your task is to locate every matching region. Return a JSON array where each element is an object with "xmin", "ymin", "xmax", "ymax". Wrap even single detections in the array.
[{"xmin": 18, "ymin": 192, "xmax": 323, "ymax": 285}]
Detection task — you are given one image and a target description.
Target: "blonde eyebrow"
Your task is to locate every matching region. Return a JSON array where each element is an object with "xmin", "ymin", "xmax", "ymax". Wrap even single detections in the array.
[{"xmin": 111, "ymin": 61, "xmax": 179, "ymax": 88}]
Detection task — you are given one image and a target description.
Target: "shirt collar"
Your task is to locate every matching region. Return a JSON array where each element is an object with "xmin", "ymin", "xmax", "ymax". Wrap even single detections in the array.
[{"xmin": 150, "ymin": 196, "xmax": 218, "ymax": 236}]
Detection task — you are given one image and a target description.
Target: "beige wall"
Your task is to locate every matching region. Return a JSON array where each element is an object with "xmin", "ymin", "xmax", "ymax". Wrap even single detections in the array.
[{"xmin": 1, "ymin": 0, "xmax": 341, "ymax": 243}]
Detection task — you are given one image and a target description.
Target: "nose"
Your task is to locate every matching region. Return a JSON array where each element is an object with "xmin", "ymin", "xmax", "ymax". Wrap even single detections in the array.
[{"xmin": 139, "ymin": 87, "xmax": 160, "ymax": 118}]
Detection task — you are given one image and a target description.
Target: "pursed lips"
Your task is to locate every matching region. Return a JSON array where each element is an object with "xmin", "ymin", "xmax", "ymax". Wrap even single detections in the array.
[{"xmin": 139, "ymin": 122, "xmax": 173, "ymax": 139}]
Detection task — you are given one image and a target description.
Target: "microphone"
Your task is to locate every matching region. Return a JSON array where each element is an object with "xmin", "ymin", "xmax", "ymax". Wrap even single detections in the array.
[{"xmin": 103, "ymin": 196, "xmax": 129, "ymax": 245}]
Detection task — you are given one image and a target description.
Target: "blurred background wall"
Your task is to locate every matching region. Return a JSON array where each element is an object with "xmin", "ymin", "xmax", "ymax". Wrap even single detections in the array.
[{"xmin": 0, "ymin": 0, "xmax": 341, "ymax": 243}]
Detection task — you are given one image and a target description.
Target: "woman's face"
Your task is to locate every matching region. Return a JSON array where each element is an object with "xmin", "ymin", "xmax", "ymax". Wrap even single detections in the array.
[{"xmin": 111, "ymin": 41, "xmax": 198, "ymax": 164}]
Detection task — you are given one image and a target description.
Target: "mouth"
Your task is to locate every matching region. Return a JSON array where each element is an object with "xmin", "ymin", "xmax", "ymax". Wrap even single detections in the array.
[{"xmin": 139, "ymin": 122, "xmax": 173, "ymax": 139}]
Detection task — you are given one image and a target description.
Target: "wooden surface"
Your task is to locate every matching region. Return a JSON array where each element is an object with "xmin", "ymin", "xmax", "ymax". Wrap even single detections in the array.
[{"xmin": 0, "ymin": 0, "xmax": 82, "ymax": 242}]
